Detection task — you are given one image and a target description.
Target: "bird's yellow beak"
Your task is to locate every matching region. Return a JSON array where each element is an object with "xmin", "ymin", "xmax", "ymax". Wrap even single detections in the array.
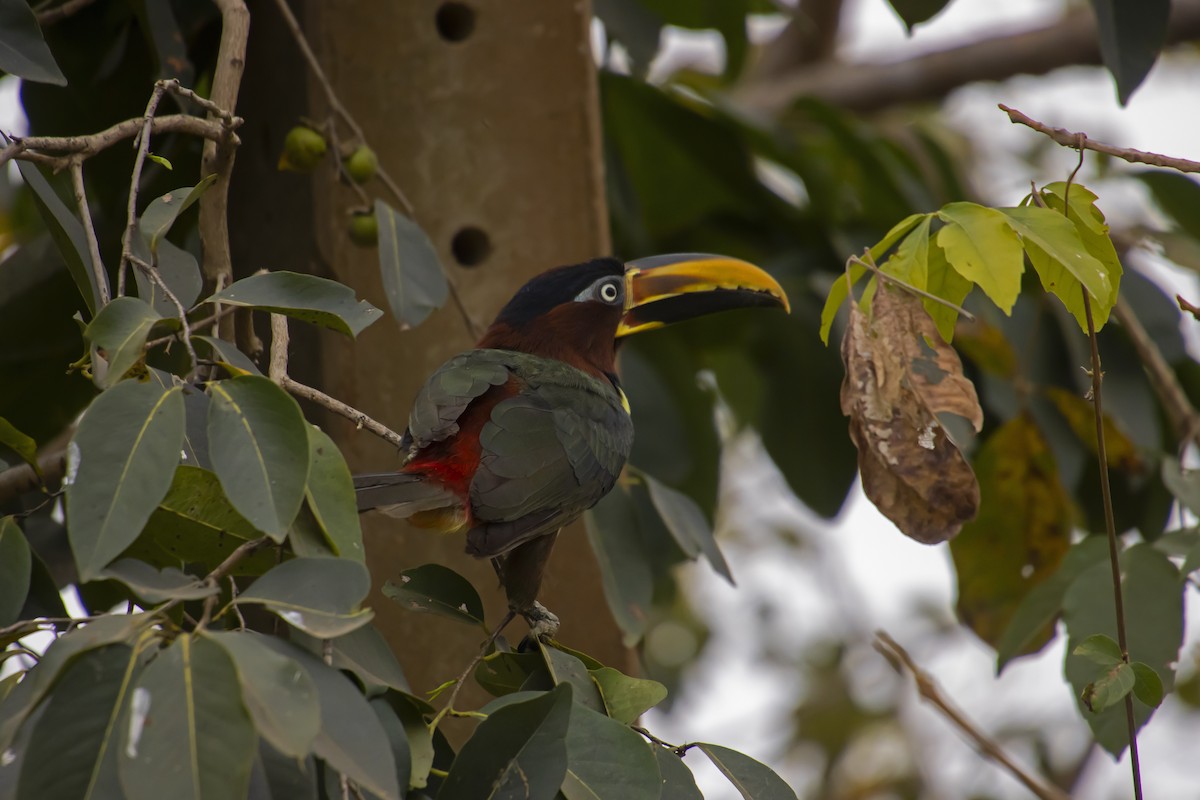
[{"xmin": 618, "ymin": 253, "xmax": 790, "ymax": 337}]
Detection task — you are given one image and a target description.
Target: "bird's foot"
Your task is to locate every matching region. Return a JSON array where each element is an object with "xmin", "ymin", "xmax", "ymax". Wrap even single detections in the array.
[{"xmin": 518, "ymin": 601, "xmax": 560, "ymax": 642}]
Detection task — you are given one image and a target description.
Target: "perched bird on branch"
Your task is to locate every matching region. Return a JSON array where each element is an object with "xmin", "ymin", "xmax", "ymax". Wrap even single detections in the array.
[{"xmin": 355, "ymin": 254, "xmax": 788, "ymax": 637}]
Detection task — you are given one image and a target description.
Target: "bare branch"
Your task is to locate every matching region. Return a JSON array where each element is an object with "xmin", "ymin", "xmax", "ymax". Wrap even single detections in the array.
[
  {"xmin": 68, "ymin": 159, "xmax": 110, "ymax": 307},
  {"xmin": 735, "ymin": 1, "xmax": 1200, "ymax": 114},
  {"xmin": 874, "ymin": 631, "xmax": 1071, "ymax": 800},
  {"xmin": 0, "ymin": 116, "xmax": 236, "ymax": 170},
  {"xmin": 1001, "ymin": 104, "xmax": 1200, "ymax": 174},
  {"xmin": 268, "ymin": 314, "xmax": 406, "ymax": 449},
  {"xmin": 129, "ymin": 254, "xmax": 199, "ymax": 371},
  {"xmin": 428, "ymin": 610, "xmax": 517, "ymax": 733},
  {"xmin": 119, "ymin": 81, "xmax": 170, "ymax": 298}
]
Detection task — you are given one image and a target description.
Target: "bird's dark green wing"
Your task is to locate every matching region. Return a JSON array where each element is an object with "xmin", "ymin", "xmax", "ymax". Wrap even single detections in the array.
[
  {"xmin": 466, "ymin": 365, "xmax": 633, "ymax": 557},
  {"xmin": 406, "ymin": 350, "xmax": 512, "ymax": 450}
]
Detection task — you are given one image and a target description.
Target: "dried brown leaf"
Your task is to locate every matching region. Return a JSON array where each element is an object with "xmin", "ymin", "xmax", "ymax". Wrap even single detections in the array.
[{"xmin": 840, "ymin": 285, "xmax": 982, "ymax": 544}]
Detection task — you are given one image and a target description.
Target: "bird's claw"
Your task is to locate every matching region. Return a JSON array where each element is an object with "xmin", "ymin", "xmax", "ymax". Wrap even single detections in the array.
[{"xmin": 519, "ymin": 601, "xmax": 560, "ymax": 642}]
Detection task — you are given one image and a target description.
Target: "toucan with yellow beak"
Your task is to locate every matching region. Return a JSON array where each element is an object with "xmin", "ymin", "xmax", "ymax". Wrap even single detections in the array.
[{"xmin": 355, "ymin": 254, "xmax": 788, "ymax": 636}]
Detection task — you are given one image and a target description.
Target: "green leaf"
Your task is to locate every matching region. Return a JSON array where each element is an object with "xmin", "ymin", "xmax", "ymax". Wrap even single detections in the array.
[
  {"xmin": 1035, "ymin": 183, "xmax": 1123, "ymax": 312},
  {"xmin": 207, "ymin": 375, "xmax": 310, "ymax": 541},
  {"xmin": 539, "ymin": 642, "xmax": 605, "ymax": 713},
  {"xmin": 923, "ymin": 240, "xmax": 972, "ymax": 342},
  {"xmin": 881, "ymin": 214, "xmax": 931, "ymax": 290},
  {"xmin": 193, "ymin": 335, "xmax": 261, "ymax": 377},
  {"xmin": 0, "ymin": 516, "xmax": 31, "ymax": 627},
  {"xmin": 1073, "ymin": 633, "xmax": 1124, "ymax": 666},
  {"xmin": 119, "ymin": 634, "xmax": 256, "ymax": 800},
  {"xmin": 381, "ymin": 563, "xmax": 485, "ymax": 627},
  {"xmin": 1081, "ymin": 660, "xmax": 1135, "ymax": 713},
  {"xmin": 368, "ymin": 696, "xmax": 413, "ymax": 799},
  {"xmin": 84, "ymin": 297, "xmax": 162, "ymax": 388},
  {"xmin": 884, "ymin": 0, "xmax": 952, "ymax": 30},
  {"xmin": 696, "ymin": 743, "xmax": 798, "ymax": 800},
  {"xmin": 643, "ymin": 472, "xmax": 732, "ymax": 582},
  {"xmin": 304, "ymin": 426, "xmax": 364, "ymax": 561},
  {"xmin": 97, "ymin": 559, "xmax": 215, "ymax": 603},
  {"xmin": 292, "ymin": 624, "xmax": 410, "ymax": 696},
  {"xmin": 1135, "ymin": 170, "xmax": 1200, "ymax": 242},
  {"xmin": 66, "ymin": 381, "xmax": 185, "ymax": 581},
  {"xmin": 253, "ymin": 741, "xmax": 318, "ymax": 800},
  {"xmin": 870, "ymin": 212, "xmax": 929, "ymax": 262},
  {"xmin": 15, "ymin": 159, "xmax": 100, "ymax": 315},
  {"xmin": 1063, "ymin": 543, "xmax": 1184, "ymax": 756},
  {"xmin": 818, "ymin": 261, "xmax": 865, "ymax": 345},
  {"xmin": 438, "ymin": 683, "xmax": 573, "ymax": 800},
  {"xmin": 0, "ymin": 417, "xmax": 40, "ymax": 479},
  {"xmin": 0, "ymin": 615, "xmax": 146, "ymax": 752},
  {"xmin": 584, "ymin": 486, "xmax": 654, "ymax": 645},
  {"xmin": 17, "ymin": 644, "xmax": 143, "ymax": 800},
  {"xmin": 996, "ymin": 535, "xmax": 1109, "ymax": 672},
  {"xmin": 132, "ymin": 234, "xmax": 202, "ymax": 318},
  {"xmin": 590, "ymin": 667, "xmax": 668, "ymax": 725},
  {"xmin": 388, "ymin": 691, "xmax": 435, "ymax": 789},
  {"xmin": 1131, "ymin": 661, "xmax": 1165, "ymax": 708},
  {"xmin": 0, "ymin": 0, "xmax": 66, "ymax": 84},
  {"xmin": 654, "ymin": 747, "xmax": 702, "ymax": 800},
  {"xmin": 256, "ymin": 636, "xmax": 402, "ymax": 800},
  {"xmin": 208, "ymin": 631, "xmax": 320, "ymax": 758},
  {"xmin": 146, "ymin": 153, "xmax": 172, "ymax": 170},
  {"xmin": 474, "ymin": 650, "xmax": 546, "ymax": 697},
  {"xmin": 233, "ymin": 557, "xmax": 373, "ymax": 638},
  {"xmin": 209, "ymin": 272, "xmax": 383, "ymax": 338},
  {"xmin": 561, "ymin": 704, "xmax": 661, "ymax": 800},
  {"xmin": 138, "ymin": 177, "xmax": 218, "ymax": 256},
  {"xmin": 374, "ymin": 200, "xmax": 448, "ymax": 330},
  {"xmin": 1161, "ymin": 456, "xmax": 1200, "ymax": 516},
  {"xmin": 936, "ymin": 202, "xmax": 1024, "ymax": 314},
  {"xmin": 1089, "ymin": 0, "xmax": 1169, "ymax": 104},
  {"xmin": 1002, "ymin": 204, "xmax": 1113, "ymax": 330},
  {"xmin": 129, "ymin": 466, "xmax": 270, "ymax": 574}
]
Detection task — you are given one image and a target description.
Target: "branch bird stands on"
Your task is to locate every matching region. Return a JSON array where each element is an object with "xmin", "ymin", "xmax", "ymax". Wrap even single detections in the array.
[{"xmin": 354, "ymin": 254, "xmax": 789, "ymax": 638}]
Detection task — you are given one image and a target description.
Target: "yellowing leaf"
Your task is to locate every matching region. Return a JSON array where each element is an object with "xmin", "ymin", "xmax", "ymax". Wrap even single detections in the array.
[
  {"xmin": 937, "ymin": 202, "xmax": 1024, "ymax": 314},
  {"xmin": 951, "ymin": 415, "xmax": 1072, "ymax": 647},
  {"xmin": 840, "ymin": 285, "xmax": 982, "ymax": 544},
  {"xmin": 1045, "ymin": 387, "xmax": 1143, "ymax": 473},
  {"xmin": 923, "ymin": 240, "xmax": 973, "ymax": 342}
]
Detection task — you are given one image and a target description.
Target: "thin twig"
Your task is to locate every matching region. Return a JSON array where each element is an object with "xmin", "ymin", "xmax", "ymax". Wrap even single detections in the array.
[
  {"xmin": 874, "ymin": 632, "xmax": 1070, "ymax": 800},
  {"xmin": 268, "ymin": 314, "xmax": 406, "ymax": 448},
  {"xmin": 68, "ymin": 158, "xmax": 110, "ymax": 307},
  {"xmin": 119, "ymin": 81, "xmax": 169, "ymax": 298},
  {"xmin": 428, "ymin": 610, "xmax": 517, "ymax": 733},
  {"xmin": 144, "ymin": 305, "xmax": 239, "ymax": 350},
  {"xmin": 186, "ymin": 536, "xmax": 272, "ymax": 628},
  {"xmin": 631, "ymin": 726, "xmax": 697, "ymax": 756},
  {"xmin": 849, "ymin": 251, "xmax": 976, "ymax": 321},
  {"xmin": 1001, "ymin": 104, "xmax": 1200, "ymax": 174},
  {"xmin": 129, "ymin": 254, "xmax": 198, "ymax": 371},
  {"xmin": 162, "ymin": 81, "xmax": 237, "ymax": 126},
  {"xmin": 0, "ymin": 116, "xmax": 236, "ymax": 170}
]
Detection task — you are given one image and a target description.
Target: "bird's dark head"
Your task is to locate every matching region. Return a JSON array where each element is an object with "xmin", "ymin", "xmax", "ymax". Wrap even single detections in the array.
[{"xmin": 478, "ymin": 254, "xmax": 788, "ymax": 376}]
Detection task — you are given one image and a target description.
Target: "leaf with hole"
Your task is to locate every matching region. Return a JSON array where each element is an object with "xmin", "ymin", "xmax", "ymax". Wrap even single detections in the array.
[
  {"xmin": 209, "ymin": 271, "xmax": 383, "ymax": 338},
  {"xmin": 590, "ymin": 667, "xmax": 668, "ymax": 724},
  {"xmin": 374, "ymin": 199, "xmax": 448, "ymax": 330},
  {"xmin": 15, "ymin": 159, "xmax": 100, "ymax": 315},
  {"xmin": 1089, "ymin": 0, "xmax": 1169, "ymax": 104},
  {"xmin": 85, "ymin": 297, "xmax": 162, "ymax": 388},
  {"xmin": 0, "ymin": 516, "xmax": 31, "ymax": 627},
  {"xmin": 561, "ymin": 703, "xmax": 661, "ymax": 800},
  {"xmin": 233, "ymin": 557, "xmax": 373, "ymax": 638},
  {"xmin": 697, "ymin": 743, "xmax": 798, "ymax": 800},
  {"xmin": 304, "ymin": 426, "xmax": 364, "ymax": 561},
  {"xmin": 438, "ymin": 683, "xmax": 573, "ymax": 800},
  {"xmin": 66, "ymin": 380, "xmax": 184, "ymax": 581},
  {"xmin": 138, "ymin": 176, "xmax": 218, "ymax": 256},
  {"xmin": 0, "ymin": 0, "xmax": 66, "ymax": 84},
  {"xmin": 256, "ymin": 637, "xmax": 402, "ymax": 800},
  {"xmin": 17, "ymin": 643, "xmax": 144, "ymax": 800},
  {"xmin": 97, "ymin": 558, "xmax": 215, "ymax": 603},
  {"xmin": 207, "ymin": 376, "xmax": 310, "ymax": 541},
  {"xmin": 936, "ymin": 202, "xmax": 1024, "ymax": 314},
  {"xmin": 381, "ymin": 563, "xmax": 485, "ymax": 627},
  {"xmin": 208, "ymin": 631, "xmax": 320, "ymax": 758},
  {"xmin": 118, "ymin": 634, "xmax": 256, "ymax": 800}
]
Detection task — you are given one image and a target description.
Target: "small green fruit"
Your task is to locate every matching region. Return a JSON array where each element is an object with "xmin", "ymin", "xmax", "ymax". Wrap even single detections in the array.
[
  {"xmin": 345, "ymin": 145, "xmax": 379, "ymax": 184},
  {"xmin": 279, "ymin": 126, "xmax": 327, "ymax": 172},
  {"xmin": 348, "ymin": 212, "xmax": 378, "ymax": 247}
]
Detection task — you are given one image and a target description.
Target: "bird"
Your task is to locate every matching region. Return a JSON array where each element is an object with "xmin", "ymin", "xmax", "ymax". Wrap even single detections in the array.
[{"xmin": 354, "ymin": 253, "xmax": 788, "ymax": 637}]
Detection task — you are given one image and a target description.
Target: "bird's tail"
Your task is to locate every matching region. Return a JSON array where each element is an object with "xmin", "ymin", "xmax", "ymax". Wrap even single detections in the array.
[{"xmin": 353, "ymin": 472, "xmax": 459, "ymax": 519}]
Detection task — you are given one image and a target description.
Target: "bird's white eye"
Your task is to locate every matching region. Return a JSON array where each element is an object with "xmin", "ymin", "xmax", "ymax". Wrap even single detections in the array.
[{"xmin": 599, "ymin": 280, "xmax": 620, "ymax": 303}]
